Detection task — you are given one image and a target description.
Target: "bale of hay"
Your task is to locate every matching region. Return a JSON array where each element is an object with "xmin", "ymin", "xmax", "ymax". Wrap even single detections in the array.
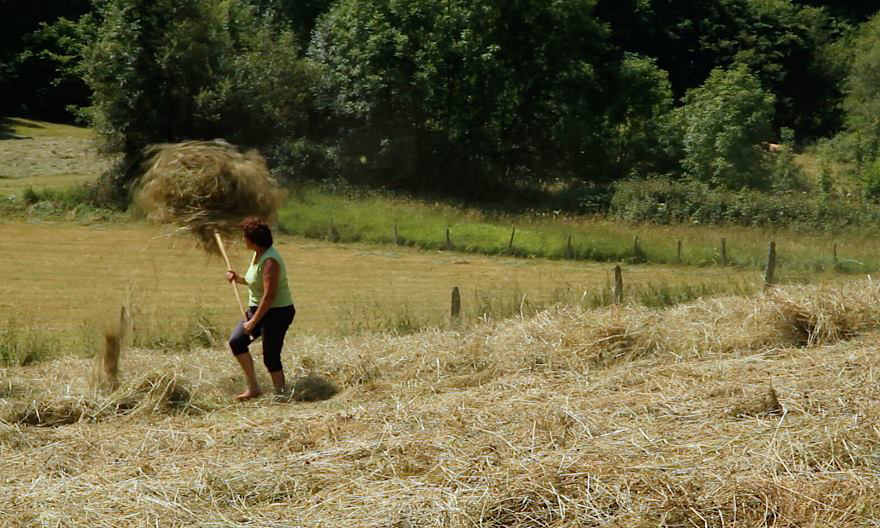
[{"xmin": 134, "ymin": 140, "xmax": 287, "ymax": 254}]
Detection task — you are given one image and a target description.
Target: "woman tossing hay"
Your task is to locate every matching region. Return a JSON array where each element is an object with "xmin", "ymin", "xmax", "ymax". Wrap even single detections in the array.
[{"xmin": 225, "ymin": 217, "xmax": 296, "ymax": 401}]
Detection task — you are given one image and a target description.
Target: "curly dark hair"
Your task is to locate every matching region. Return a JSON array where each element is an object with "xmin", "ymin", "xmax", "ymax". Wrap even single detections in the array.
[{"xmin": 239, "ymin": 216, "xmax": 273, "ymax": 248}]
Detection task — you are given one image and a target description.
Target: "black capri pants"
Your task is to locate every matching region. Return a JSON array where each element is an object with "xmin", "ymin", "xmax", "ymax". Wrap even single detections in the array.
[{"xmin": 228, "ymin": 305, "xmax": 295, "ymax": 373}]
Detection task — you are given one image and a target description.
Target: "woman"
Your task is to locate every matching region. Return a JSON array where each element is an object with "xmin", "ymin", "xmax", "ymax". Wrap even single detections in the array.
[{"xmin": 225, "ymin": 216, "xmax": 295, "ymax": 400}]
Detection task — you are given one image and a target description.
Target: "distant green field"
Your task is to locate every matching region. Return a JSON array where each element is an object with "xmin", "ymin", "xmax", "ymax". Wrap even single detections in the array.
[
  {"xmin": 279, "ymin": 186, "xmax": 880, "ymax": 276},
  {"xmin": 2, "ymin": 117, "xmax": 95, "ymax": 139},
  {"xmin": 4, "ymin": 117, "xmax": 878, "ymax": 286},
  {"xmin": 0, "ymin": 117, "xmax": 105, "ymax": 197}
]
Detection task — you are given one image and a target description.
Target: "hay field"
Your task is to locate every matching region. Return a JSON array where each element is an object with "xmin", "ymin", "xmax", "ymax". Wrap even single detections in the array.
[
  {"xmin": 3, "ymin": 280, "xmax": 880, "ymax": 526},
  {"xmin": 0, "ymin": 221, "xmax": 760, "ymax": 343},
  {"xmin": 0, "ymin": 118, "xmax": 106, "ymax": 196}
]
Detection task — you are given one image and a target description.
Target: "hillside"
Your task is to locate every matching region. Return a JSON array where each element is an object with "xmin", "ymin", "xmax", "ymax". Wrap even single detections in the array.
[
  {"xmin": 3, "ymin": 281, "xmax": 880, "ymax": 526},
  {"xmin": 0, "ymin": 117, "xmax": 105, "ymax": 196}
]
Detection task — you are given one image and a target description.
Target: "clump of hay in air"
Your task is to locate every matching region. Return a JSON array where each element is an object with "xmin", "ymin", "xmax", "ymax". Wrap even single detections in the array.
[
  {"xmin": 134, "ymin": 140, "xmax": 287, "ymax": 254},
  {"xmin": 96, "ymin": 307, "xmax": 126, "ymax": 391}
]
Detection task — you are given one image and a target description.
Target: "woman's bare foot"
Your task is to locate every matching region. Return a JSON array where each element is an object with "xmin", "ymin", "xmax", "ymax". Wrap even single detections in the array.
[{"xmin": 235, "ymin": 388, "xmax": 262, "ymax": 401}]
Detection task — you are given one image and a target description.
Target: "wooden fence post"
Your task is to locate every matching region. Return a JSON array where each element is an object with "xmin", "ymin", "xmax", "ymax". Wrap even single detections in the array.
[
  {"xmin": 833, "ymin": 243, "xmax": 838, "ymax": 270},
  {"xmin": 677, "ymin": 240, "xmax": 682, "ymax": 263},
  {"xmin": 566, "ymin": 233, "xmax": 573, "ymax": 259},
  {"xmin": 329, "ymin": 218, "xmax": 340, "ymax": 243},
  {"xmin": 763, "ymin": 241, "xmax": 777, "ymax": 291},
  {"xmin": 393, "ymin": 223, "xmax": 399, "ymax": 245},
  {"xmin": 720, "ymin": 237, "xmax": 727, "ymax": 266},
  {"xmin": 613, "ymin": 265, "xmax": 623, "ymax": 304},
  {"xmin": 445, "ymin": 227, "xmax": 452, "ymax": 250},
  {"xmin": 508, "ymin": 227, "xmax": 516, "ymax": 253},
  {"xmin": 451, "ymin": 286, "xmax": 461, "ymax": 319}
]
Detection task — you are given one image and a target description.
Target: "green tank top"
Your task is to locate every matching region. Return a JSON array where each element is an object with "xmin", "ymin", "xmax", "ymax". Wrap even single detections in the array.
[{"xmin": 244, "ymin": 245, "xmax": 294, "ymax": 308}]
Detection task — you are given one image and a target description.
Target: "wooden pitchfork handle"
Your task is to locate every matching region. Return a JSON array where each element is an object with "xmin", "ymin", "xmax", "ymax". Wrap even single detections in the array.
[{"xmin": 213, "ymin": 231, "xmax": 247, "ymax": 321}]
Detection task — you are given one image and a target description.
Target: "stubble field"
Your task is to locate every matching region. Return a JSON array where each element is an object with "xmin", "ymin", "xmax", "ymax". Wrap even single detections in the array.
[
  {"xmin": 0, "ymin": 220, "xmax": 762, "ymax": 347},
  {"xmin": 3, "ymin": 279, "xmax": 880, "ymax": 526}
]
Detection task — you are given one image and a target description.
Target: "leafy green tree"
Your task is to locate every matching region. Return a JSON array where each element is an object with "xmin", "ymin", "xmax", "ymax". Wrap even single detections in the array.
[
  {"xmin": 791, "ymin": 1, "xmax": 877, "ymax": 23},
  {"xmin": 0, "ymin": 0, "xmax": 92, "ymax": 120},
  {"xmin": 595, "ymin": 0, "xmax": 748, "ymax": 98},
  {"xmin": 604, "ymin": 53, "xmax": 675, "ymax": 179},
  {"xmin": 841, "ymin": 12, "xmax": 880, "ymax": 164},
  {"xmin": 309, "ymin": 0, "xmax": 618, "ymax": 193},
  {"xmin": 734, "ymin": 0, "xmax": 842, "ymax": 139},
  {"xmin": 595, "ymin": 0, "xmax": 846, "ymax": 139},
  {"xmin": 81, "ymin": 0, "xmax": 315, "ymax": 199},
  {"xmin": 674, "ymin": 65, "xmax": 775, "ymax": 189},
  {"xmin": 252, "ymin": 0, "xmax": 335, "ymax": 45}
]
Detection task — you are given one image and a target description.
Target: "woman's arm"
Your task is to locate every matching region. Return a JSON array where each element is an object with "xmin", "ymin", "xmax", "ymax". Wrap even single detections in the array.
[{"xmin": 244, "ymin": 258, "xmax": 279, "ymax": 330}]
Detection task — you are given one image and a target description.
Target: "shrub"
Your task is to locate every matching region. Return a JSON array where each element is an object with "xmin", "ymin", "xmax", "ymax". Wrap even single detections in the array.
[
  {"xmin": 611, "ymin": 177, "xmax": 880, "ymax": 230},
  {"xmin": 768, "ymin": 128, "xmax": 806, "ymax": 193},
  {"xmin": 672, "ymin": 65, "xmax": 775, "ymax": 189},
  {"xmin": 861, "ymin": 159, "xmax": 880, "ymax": 201}
]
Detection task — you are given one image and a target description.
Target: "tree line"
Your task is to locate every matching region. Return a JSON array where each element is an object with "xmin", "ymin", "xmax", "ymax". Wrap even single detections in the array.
[{"xmin": 3, "ymin": 0, "xmax": 880, "ymax": 205}]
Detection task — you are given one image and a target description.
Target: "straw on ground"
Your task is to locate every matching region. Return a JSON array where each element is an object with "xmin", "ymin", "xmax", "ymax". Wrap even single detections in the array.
[{"xmin": 2, "ymin": 280, "xmax": 880, "ymax": 526}]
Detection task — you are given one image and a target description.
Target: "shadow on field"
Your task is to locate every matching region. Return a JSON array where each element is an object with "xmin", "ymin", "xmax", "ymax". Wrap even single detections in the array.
[{"xmin": 0, "ymin": 117, "xmax": 38, "ymax": 139}]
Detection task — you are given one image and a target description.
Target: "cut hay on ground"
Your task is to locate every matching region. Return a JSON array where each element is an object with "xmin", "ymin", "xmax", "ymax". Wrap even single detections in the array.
[
  {"xmin": 134, "ymin": 140, "xmax": 287, "ymax": 254},
  {"xmin": 3, "ymin": 280, "xmax": 880, "ymax": 526}
]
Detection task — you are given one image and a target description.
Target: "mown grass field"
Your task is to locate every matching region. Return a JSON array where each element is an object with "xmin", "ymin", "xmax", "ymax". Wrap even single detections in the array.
[
  {"xmin": 3, "ymin": 281, "xmax": 880, "ymax": 526},
  {"xmin": 0, "ymin": 118, "xmax": 105, "ymax": 197},
  {"xmin": 1, "ymin": 220, "xmax": 762, "ymax": 356}
]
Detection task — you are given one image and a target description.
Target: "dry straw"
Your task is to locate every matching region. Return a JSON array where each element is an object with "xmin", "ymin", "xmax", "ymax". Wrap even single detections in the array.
[
  {"xmin": 5, "ymin": 280, "xmax": 880, "ymax": 526},
  {"xmin": 96, "ymin": 306, "xmax": 127, "ymax": 391},
  {"xmin": 134, "ymin": 140, "xmax": 287, "ymax": 254}
]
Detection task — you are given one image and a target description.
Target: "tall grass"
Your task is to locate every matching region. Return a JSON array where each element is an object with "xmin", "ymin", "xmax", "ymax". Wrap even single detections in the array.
[
  {"xmin": 0, "ymin": 317, "xmax": 58, "ymax": 366},
  {"xmin": 278, "ymin": 185, "xmax": 880, "ymax": 274},
  {"xmin": 1, "ymin": 184, "xmax": 122, "ymax": 220},
  {"xmin": 129, "ymin": 308, "xmax": 222, "ymax": 351},
  {"xmin": 0, "ymin": 308, "xmax": 223, "ymax": 368},
  {"xmin": 333, "ymin": 276, "xmax": 759, "ymax": 336},
  {"xmin": 8, "ymin": 179, "xmax": 879, "ymax": 275}
]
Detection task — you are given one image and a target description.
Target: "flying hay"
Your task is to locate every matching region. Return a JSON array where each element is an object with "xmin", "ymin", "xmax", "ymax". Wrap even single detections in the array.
[{"xmin": 135, "ymin": 140, "xmax": 287, "ymax": 254}]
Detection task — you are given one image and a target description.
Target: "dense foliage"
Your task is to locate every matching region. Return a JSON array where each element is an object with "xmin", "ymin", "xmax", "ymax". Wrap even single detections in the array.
[
  {"xmin": 611, "ymin": 178, "xmax": 880, "ymax": 231},
  {"xmin": 841, "ymin": 13, "xmax": 880, "ymax": 165},
  {"xmin": 308, "ymin": 0, "xmax": 626, "ymax": 193},
  {"xmin": 0, "ymin": 0, "xmax": 92, "ymax": 121},
  {"xmin": 79, "ymin": 0, "xmax": 314, "ymax": 198},
  {"xmin": 595, "ymin": 0, "xmax": 844, "ymax": 140},
  {"xmin": 673, "ymin": 65, "xmax": 775, "ymax": 190},
  {"xmin": 4, "ymin": 0, "xmax": 880, "ymax": 210}
]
